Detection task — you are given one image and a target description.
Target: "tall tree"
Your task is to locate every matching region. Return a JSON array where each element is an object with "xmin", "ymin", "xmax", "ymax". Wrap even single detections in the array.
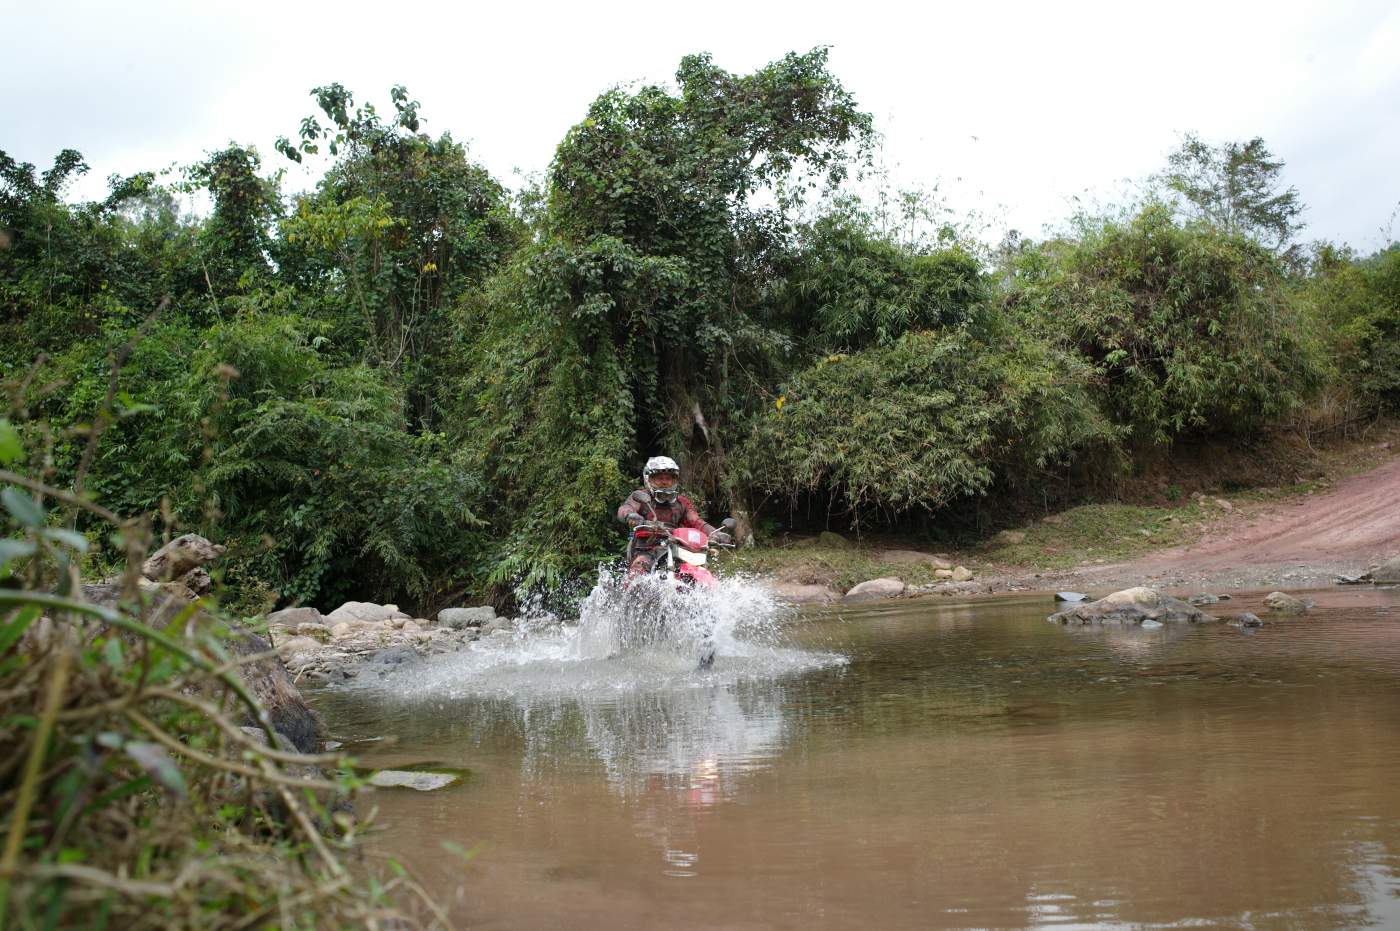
[{"xmin": 1162, "ymin": 133, "xmax": 1304, "ymax": 255}]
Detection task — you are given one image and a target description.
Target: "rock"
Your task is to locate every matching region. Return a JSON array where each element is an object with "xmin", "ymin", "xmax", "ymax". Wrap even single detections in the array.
[
  {"xmin": 1263, "ymin": 591, "xmax": 1309, "ymax": 615},
  {"xmin": 229, "ymin": 628, "xmax": 322, "ymax": 754},
  {"xmin": 769, "ymin": 582, "xmax": 841, "ymax": 604},
  {"xmin": 879, "ymin": 550, "xmax": 953, "ymax": 570},
  {"xmin": 276, "ymin": 636, "xmax": 322, "ymax": 658},
  {"xmin": 1373, "ymin": 556, "xmax": 1400, "ymax": 584},
  {"xmin": 818, "ymin": 530, "xmax": 851, "ymax": 549},
  {"xmin": 994, "ymin": 530, "xmax": 1027, "ymax": 545},
  {"xmin": 843, "ymin": 577, "xmax": 905, "ymax": 603},
  {"xmin": 1214, "ymin": 498, "xmax": 1234, "ymax": 512},
  {"xmin": 1054, "ymin": 591, "xmax": 1088, "ymax": 602},
  {"xmin": 367, "ymin": 647, "xmax": 420, "ymax": 667},
  {"xmin": 141, "ymin": 533, "xmax": 226, "ymax": 582},
  {"xmin": 179, "ymin": 567, "xmax": 214, "ymax": 597},
  {"xmin": 482, "ymin": 617, "xmax": 514, "ymax": 635},
  {"xmin": 324, "ymin": 601, "xmax": 410, "ymax": 624},
  {"xmin": 267, "ymin": 606, "xmax": 323, "ymax": 628},
  {"xmin": 329, "ymin": 622, "xmax": 353, "ymax": 639},
  {"xmin": 1141, "ymin": 619, "xmax": 1164, "ymax": 630},
  {"xmin": 368, "ymin": 770, "xmax": 460, "ymax": 791},
  {"xmin": 1237, "ymin": 613, "xmax": 1263, "ymax": 628},
  {"xmin": 437, "ymin": 606, "xmax": 497, "ymax": 629},
  {"xmin": 400, "ymin": 620, "xmax": 422, "ymax": 635},
  {"xmin": 1188, "ymin": 593, "xmax": 1221, "ymax": 605},
  {"xmin": 294, "ymin": 623, "xmax": 331, "ymax": 643},
  {"xmin": 951, "ymin": 566, "xmax": 974, "ymax": 583},
  {"xmin": 934, "ymin": 568, "xmax": 954, "ymax": 579},
  {"xmin": 1049, "ymin": 586, "xmax": 1215, "ymax": 626}
]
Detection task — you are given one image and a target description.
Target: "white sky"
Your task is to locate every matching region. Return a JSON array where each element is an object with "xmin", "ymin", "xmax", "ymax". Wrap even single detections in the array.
[{"xmin": 4, "ymin": 0, "xmax": 1398, "ymax": 250}]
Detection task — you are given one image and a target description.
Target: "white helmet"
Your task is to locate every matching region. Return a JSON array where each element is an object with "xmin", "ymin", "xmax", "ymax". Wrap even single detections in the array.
[{"xmin": 642, "ymin": 455, "xmax": 681, "ymax": 504}]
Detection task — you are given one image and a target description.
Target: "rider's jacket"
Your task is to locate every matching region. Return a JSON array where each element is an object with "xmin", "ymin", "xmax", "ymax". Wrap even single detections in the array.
[{"xmin": 616, "ymin": 489, "xmax": 716, "ymax": 550}]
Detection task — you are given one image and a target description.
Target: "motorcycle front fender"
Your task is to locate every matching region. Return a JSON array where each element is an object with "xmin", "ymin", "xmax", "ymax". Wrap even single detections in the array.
[{"xmin": 678, "ymin": 564, "xmax": 717, "ymax": 587}]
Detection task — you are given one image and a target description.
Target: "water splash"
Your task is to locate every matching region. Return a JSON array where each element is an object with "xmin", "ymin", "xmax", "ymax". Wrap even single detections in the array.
[{"xmin": 362, "ymin": 568, "xmax": 844, "ymax": 702}]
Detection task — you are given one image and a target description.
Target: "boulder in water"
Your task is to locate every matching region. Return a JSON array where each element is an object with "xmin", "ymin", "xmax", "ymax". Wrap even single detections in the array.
[
  {"xmin": 844, "ymin": 577, "xmax": 905, "ymax": 603},
  {"xmin": 1263, "ymin": 591, "xmax": 1310, "ymax": 615},
  {"xmin": 1372, "ymin": 556, "xmax": 1400, "ymax": 584},
  {"xmin": 369, "ymin": 770, "xmax": 461, "ymax": 791},
  {"xmin": 769, "ymin": 582, "xmax": 841, "ymax": 604},
  {"xmin": 1049, "ymin": 586, "xmax": 1215, "ymax": 626},
  {"xmin": 437, "ymin": 606, "xmax": 496, "ymax": 629},
  {"xmin": 1054, "ymin": 591, "xmax": 1088, "ymax": 603}
]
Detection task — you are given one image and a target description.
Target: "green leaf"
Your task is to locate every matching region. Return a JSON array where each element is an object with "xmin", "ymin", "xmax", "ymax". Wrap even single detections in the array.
[
  {"xmin": 123, "ymin": 742, "xmax": 187, "ymax": 799},
  {"xmin": 0, "ymin": 538, "xmax": 37, "ymax": 573},
  {"xmin": 2, "ymin": 487, "xmax": 45, "ymax": 528},
  {"xmin": 82, "ymin": 776, "xmax": 150, "ymax": 818},
  {"xmin": 103, "ymin": 637, "xmax": 123, "ymax": 667},
  {"xmin": 0, "ymin": 604, "xmax": 41, "ymax": 655},
  {"xmin": 41, "ymin": 527, "xmax": 89, "ymax": 553},
  {"xmin": 0, "ymin": 418, "xmax": 21, "ymax": 464}
]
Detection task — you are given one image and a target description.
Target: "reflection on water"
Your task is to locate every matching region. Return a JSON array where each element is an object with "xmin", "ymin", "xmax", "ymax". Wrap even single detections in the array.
[{"xmin": 315, "ymin": 587, "xmax": 1400, "ymax": 930}]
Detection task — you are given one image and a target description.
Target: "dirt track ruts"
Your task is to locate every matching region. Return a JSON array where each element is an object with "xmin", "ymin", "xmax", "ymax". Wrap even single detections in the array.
[{"xmin": 1062, "ymin": 451, "xmax": 1400, "ymax": 591}]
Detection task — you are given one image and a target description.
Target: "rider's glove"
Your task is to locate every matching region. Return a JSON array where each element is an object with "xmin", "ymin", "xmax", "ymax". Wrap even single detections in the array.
[
  {"xmin": 625, "ymin": 512, "xmax": 643, "ymax": 527},
  {"xmin": 710, "ymin": 530, "xmax": 732, "ymax": 545}
]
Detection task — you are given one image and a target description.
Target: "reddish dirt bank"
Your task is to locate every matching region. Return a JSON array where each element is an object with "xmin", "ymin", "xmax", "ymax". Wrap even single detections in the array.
[{"xmin": 1066, "ymin": 451, "xmax": 1400, "ymax": 592}]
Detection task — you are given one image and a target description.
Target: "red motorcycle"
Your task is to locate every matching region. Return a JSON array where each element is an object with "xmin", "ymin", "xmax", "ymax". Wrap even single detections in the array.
[{"xmin": 622, "ymin": 515, "xmax": 736, "ymax": 669}]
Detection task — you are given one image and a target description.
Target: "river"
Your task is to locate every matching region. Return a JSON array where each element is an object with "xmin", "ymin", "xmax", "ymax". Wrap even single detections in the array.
[{"xmin": 312, "ymin": 583, "xmax": 1400, "ymax": 929}]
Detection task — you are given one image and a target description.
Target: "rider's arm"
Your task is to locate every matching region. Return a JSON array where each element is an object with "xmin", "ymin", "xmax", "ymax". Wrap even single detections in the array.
[
  {"xmin": 678, "ymin": 496, "xmax": 718, "ymax": 535},
  {"xmin": 617, "ymin": 492, "xmax": 647, "ymax": 526}
]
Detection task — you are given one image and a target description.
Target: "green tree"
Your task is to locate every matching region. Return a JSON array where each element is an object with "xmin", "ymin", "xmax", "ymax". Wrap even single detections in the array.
[
  {"xmin": 276, "ymin": 84, "xmax": 518, "ymax": 422},
  {"xmin": 453, "ymin": 48, "xmax": 874, "ymax": 591},
  {"xmin": 1162, "ymin": 133, "xmax": 1304, "ymax": 255}
]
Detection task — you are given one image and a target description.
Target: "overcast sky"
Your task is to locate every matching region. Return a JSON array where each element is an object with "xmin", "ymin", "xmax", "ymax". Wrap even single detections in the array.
[{"xmin": 4, "ymin": 0, "xmax": 1398, "ymax": 250}]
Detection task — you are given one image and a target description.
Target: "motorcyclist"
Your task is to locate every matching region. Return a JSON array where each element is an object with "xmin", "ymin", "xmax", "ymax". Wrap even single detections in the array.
[{"xmin": 617, "ymin": 456, "xmax": 731, "ymax": 578}]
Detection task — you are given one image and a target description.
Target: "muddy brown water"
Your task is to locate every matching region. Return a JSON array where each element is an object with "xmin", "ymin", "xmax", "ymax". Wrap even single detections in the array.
[{"xmin": 313, "ymin": 587, "xmax": 1400, "ymax": 929}]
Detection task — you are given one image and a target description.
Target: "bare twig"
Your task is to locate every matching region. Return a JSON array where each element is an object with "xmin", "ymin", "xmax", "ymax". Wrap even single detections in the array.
[{"xmin": 124, "ymin": 709, "xmax": 345, "ymax": 792}]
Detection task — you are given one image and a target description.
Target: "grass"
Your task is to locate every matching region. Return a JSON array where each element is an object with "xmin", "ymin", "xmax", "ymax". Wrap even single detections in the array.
[
  {"xmin": 723, "ymin": 542, "xmax": 953, "ymax": 593},
  {"xmin": 972, "ymin": 501, "xmax": 1214, "ymax": 570}
]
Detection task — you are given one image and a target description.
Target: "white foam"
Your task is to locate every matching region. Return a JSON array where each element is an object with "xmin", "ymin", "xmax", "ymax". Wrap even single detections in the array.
[{"xmin": 363, "ymin": 569, "xmax": 844, "ymax": 702}]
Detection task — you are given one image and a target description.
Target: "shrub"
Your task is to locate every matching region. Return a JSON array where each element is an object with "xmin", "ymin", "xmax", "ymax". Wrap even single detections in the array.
[
  {"xmin": 738, "ymin": 323, "xmax": 1119, "ymax": 524},
  {"xmin": 1008, "ymin": 204, "xmax": 1325, "ymax": 444},
  {"xmin": 1306, "ymin": 244, "xmax": 1400, "ymax": 411}
]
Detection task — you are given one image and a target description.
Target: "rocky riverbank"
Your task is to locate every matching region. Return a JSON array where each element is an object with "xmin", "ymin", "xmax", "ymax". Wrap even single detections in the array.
[{"xmin": 266, "ymin": 601, "xmax": 519, "ymax": 684}]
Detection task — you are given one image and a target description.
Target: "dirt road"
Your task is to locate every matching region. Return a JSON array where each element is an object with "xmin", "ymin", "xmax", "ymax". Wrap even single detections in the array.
[{"xmin": 1071, "ymin": 451, "xmax": 1400, "ymax": 591}]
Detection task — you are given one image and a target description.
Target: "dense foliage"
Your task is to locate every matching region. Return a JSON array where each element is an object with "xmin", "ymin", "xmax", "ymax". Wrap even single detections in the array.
[
  {"xmin": 1004, "ymin": 204, "xmax": 1325, "ymax": 444},
  {"xmin": 2, "ymin": 51, "xmax": 1396, "ymax": 609}
]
